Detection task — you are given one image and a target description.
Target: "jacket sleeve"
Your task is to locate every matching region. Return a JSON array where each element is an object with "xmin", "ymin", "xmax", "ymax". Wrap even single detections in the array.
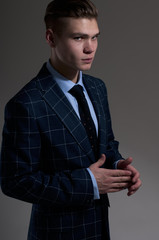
[
  {"xmin": 0, "ymin": 100, "xmax": 94, "ymax": 207},
  {"xmin": 100, "ymin": 82, "xmax": 124, "ymax": 169}
]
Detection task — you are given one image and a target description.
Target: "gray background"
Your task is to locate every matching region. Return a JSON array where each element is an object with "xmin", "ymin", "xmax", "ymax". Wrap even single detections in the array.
[{"xmin": 0, "ymin": 0, "xmax": 159, "ymax": 239}]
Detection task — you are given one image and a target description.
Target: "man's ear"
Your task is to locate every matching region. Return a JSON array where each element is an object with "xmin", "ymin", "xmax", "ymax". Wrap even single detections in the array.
[{"xmin": 46, "ymin": 29, "xmax": 55, "ymax": 47}]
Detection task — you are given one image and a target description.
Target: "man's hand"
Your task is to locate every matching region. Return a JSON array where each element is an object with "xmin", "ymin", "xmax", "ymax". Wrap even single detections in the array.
[
  {"xmin": 117, "ymin": 157, "xmax": 142, "ymax": 196},
  {"xmin": 89, "ymin": 154, "xmax": 132, "ymax": 194}
]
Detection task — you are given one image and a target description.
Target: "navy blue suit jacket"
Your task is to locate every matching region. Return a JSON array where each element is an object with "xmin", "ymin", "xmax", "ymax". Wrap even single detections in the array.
[{"xmin": 1, "ymin": 64, "xmax": 123, "ymax": 240}]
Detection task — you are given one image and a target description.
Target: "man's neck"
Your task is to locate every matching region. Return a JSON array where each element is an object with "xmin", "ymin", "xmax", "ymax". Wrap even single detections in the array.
[{"xmin": 49, "ymin": 58, "xmax": 79, "ymax": 83}]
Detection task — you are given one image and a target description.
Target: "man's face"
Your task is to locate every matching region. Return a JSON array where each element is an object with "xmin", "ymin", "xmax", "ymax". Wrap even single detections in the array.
[{"xmin": 50, "ymin": 17, "xmax": 100, "ymax": 76}]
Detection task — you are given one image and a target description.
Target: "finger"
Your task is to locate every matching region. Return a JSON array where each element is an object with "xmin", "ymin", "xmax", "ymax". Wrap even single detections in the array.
[
  {"xmin": 126, "ymin": 165, "xmax": 140, "ymax": 183},
  {"xmin": 132, "ymin": 170, "xmax": 140, "ymax": 183},
  {"xmin": 111, "ymin": 169, "xmax": 132, "ymax": 177},
  {"xmin": 95, "ymin": 154, "xmax": 106, "ymax": 168},
  {"xmin": 106, "ymin": 186, "xmax": 128, "ymax": 193},
  {"xmin": 127, "ymin": 179, "xmax": 142, "ymax": 196},
  {"xmin": 112, "ymin": 182, "xmax": 132, "ymax": 189},
  {"xmin": 127, "ymin": 187, "xmax": 138, "ymax": 196},
  {"xmin": 129, "ymin": 178, "xmax": 142, "ymax": 191},
  {"xmin": 118, "ymin": 157, "xmax": 133, "ymax": 169},
  {"xmin": 127, "ymin": 191, "xmax": 135, "ymax": 196},
  {"xmin": 112, "ymin": 176, "xmax": 132, "ymax": 183},
  {"xmin": 107, "ymin": 189, "xmax": 123, "ymax": 193}
]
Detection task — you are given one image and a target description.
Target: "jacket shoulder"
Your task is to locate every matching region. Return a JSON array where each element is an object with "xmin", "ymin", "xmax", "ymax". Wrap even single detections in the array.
[
  {"xmin": 6, "ymin": 63, "xmax": 49, "ymax": 106},
  {"xmin": 7, "ymin": 77, "xmax": 39, "ymax": 106},
  {"xmin": 83, "ymin": 73, "xmax": 108, "ymax": 96},
  {"xmin": 83, "ymin": 73, "xmax": 105, "ymax": 84}
]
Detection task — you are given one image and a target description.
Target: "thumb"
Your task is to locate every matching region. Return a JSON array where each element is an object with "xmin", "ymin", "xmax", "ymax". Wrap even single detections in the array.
[
  {"xmin": 118, "ymin": 157, "xmax": 133, "ymax": 169},
  {"xmin": 95, "ymin": 154, "xmax": 106, "ymax": 168}
]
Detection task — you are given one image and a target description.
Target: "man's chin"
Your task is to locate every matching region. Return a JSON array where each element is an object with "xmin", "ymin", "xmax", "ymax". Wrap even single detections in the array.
[{"xmin": 79, "ymin": 64, "xmax": 92, "ymax": 71}]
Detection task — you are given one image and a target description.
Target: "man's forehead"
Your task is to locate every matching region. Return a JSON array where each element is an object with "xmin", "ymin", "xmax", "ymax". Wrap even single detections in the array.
[
  {"xmin": 58, "ymin": 17, "xmax": 99, "ymax": 34},
  {"xmin": 59, "ymin": 17, "xmax": 98, "ymax": 28}
]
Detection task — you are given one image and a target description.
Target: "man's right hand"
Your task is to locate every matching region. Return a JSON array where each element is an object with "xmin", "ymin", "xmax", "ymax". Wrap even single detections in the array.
[{"xmin": 89, "ymin": 154, "xmax": 132, "ymax": 194}]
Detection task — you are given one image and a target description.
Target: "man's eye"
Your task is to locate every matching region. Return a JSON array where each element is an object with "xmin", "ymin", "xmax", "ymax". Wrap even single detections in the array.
[
  {"xmin": 74, "ymin": 37, "xmax": 82, "ymax": 41},
  {"xmin": 92, "ymin": 35, "xmax": 98, "ymax": 40}
]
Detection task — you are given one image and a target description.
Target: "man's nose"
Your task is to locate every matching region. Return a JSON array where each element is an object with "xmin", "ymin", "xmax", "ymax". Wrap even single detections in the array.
[{"xmin": 83, "ymin": 40, "xmax": 96, "ymax": 54}]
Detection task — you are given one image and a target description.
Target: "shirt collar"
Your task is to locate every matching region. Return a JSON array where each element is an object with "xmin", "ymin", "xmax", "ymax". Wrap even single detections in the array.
[{"xmin": 46, "ymin": 60, "xmax": 85, "ymax": 94}]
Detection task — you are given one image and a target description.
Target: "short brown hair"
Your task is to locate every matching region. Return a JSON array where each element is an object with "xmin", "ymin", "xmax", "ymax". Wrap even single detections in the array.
[{"xmin": 44, "ymin": 0, "xmax": 98, "ymax": 29}]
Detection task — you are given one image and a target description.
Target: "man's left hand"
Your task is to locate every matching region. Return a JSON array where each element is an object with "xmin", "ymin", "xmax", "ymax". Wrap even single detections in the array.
[{"xmin": 117, "ymin": 157, "xmax": 142, "ymax": 196}]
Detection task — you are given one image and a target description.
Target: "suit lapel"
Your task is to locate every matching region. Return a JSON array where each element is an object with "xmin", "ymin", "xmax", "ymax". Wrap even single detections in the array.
[
  {"xmin": 36, "ymin": 64, "xmax": 95, "ymax": 162},
  {"xmin": 83, "ymin": 75, "xmax": 107, "ymax": 157}
]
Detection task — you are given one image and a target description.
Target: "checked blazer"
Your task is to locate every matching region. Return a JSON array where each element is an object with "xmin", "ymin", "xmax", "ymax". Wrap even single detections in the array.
[{"xmin": 1, "ymin": 63, "xmax": 123, "ymax": 240}]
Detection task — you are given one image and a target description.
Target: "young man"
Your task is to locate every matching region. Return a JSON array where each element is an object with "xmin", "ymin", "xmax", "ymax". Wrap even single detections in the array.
[{"xmin": 0, "ymin": 0, "xmax": 141, "ymax": 239}]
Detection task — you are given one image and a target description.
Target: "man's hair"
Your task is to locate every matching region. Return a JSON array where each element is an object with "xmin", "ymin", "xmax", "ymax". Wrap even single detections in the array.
[{"xmin": 44, "ymin": 0, "xmax": 98, "ymax": 29}]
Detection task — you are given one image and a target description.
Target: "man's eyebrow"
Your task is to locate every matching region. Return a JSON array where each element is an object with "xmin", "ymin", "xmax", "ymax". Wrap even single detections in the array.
[{"xmin": 71, "ymin": 32, "xmax": 100, "ymax": 37}]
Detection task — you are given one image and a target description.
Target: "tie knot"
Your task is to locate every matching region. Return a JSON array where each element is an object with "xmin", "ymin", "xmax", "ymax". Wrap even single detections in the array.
[{"xmin": 69, "ymin": 85, "xmax": 84, "ymax": 100}]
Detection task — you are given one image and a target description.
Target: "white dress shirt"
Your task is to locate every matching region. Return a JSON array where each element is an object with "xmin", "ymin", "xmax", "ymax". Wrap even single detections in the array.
[{"xmin": 46, "ymin": 60, "xmax": 100, "ymax": 199}]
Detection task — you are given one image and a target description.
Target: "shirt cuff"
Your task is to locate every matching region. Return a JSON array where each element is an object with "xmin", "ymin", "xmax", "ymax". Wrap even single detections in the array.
[
  {"xmin": 87, "ymin": 168, "xmax": 100, "ymax": 200},
  {"xmin": 113, "ymin": 159, "xmax": 124, "ymax": 169}
]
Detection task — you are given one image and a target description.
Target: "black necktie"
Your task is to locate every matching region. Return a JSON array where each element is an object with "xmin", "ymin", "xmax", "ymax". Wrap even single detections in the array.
[{"xmin": 69, "ymin": 85, "xmax": 98, "ymax": 157}]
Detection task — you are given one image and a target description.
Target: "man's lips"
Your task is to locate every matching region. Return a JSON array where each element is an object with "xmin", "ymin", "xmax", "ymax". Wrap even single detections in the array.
[{"xmin": 82, "ymin": 58, "xmax": 93, "ymax": 63}]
